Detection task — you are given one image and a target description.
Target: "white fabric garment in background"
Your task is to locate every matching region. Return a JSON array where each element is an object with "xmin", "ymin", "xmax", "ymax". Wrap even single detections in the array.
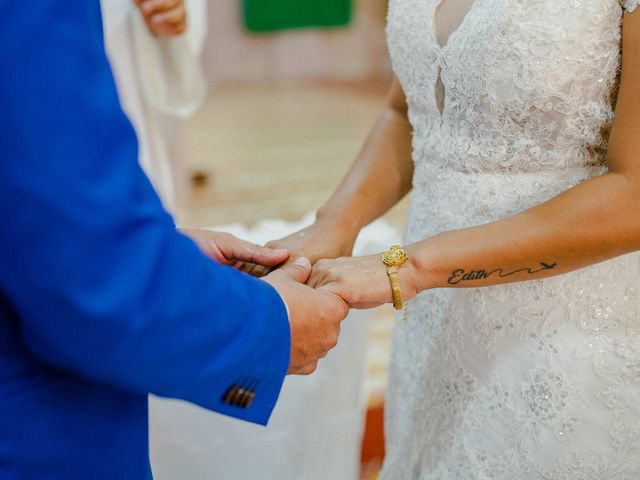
[
  {"xmin": 150, "ymin": 214, "xmax": 402, "ymax": 480},
  {"xmin": 101, "ymin": 0, "xmax": 207, "ymax": 209}
]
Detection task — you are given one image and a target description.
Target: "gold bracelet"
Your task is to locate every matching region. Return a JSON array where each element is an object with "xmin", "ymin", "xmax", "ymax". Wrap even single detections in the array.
[{"xmin": 381, "ymin": 245, "xmax": 409, "ymax": 322}]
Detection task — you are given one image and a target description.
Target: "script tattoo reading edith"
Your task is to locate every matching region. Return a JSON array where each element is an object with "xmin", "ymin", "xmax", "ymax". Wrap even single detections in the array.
[{"xmin": 447, "ymin": 262, "xmax": 557, "ymax": 285}]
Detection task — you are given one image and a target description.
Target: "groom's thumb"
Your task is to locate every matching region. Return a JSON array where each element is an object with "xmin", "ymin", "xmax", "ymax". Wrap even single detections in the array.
[{"xmin": 278, "ymin": 257, "xmax": 312, "ymax": 284}]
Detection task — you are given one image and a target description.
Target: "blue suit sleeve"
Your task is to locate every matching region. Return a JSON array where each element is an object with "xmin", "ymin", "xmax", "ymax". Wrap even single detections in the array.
[{"xmin": 0, "ymin": 0, "xmax": 290, "ymax": 425}]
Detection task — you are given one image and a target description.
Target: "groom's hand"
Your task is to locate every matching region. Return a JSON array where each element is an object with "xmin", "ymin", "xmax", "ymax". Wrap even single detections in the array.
[
  {"xmin": 179, "ymin": 228, "xmax": 290, "ymax": 273},
  {"xmin": 264, "ymin": 258, "xmax": 349, "ymax": 375}
]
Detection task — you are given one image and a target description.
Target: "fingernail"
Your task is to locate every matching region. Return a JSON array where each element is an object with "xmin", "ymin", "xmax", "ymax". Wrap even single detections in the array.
[
  {"xmin": 272, "ymin": 248, "xmax": 288, "ymax": 255},
  {"xmin": 294, "ymin": 257, "xmax": 311, "ymax": 268}
]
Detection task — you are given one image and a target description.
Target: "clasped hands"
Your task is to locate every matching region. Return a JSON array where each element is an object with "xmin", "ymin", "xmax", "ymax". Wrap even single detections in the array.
[{"xmin": 181, "ymin": 222, "xmax": 418, "ymax": 376}]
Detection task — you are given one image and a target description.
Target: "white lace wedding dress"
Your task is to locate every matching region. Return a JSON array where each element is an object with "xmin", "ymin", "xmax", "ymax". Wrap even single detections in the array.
[{"xmin": 381, "ymin": 0, "xmax": 640, "ymax": 478}]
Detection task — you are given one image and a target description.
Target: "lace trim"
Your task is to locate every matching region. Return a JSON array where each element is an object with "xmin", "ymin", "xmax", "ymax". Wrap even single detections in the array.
[{"xmin": 623, "ymin": 0, "xmax": 640, "ymax": 12}]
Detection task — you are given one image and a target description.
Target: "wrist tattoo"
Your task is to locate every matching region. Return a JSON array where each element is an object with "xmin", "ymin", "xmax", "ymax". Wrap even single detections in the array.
[{"xmin": 447, "ymin": 262, "xmax": 557, "ymax": 285}]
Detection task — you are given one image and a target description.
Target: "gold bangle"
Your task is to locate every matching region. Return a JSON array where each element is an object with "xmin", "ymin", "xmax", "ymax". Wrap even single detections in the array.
[{"xmin": 381, "ymin": 245, "xmax": 409, "ymax": 322}]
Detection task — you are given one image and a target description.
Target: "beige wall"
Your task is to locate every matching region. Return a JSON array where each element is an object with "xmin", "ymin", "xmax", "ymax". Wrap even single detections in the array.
[{"xmin": 203, "ymin": 0, "xmax": 391, "ymax": 83}]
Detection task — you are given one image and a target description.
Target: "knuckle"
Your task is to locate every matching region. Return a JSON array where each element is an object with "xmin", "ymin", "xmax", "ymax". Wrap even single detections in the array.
[
  {"xmin": 331, "ymin": 302, "xmax": 347, "ymax": 319},
  {"xmin": 314, "ymin": 259, "xmax": 329, "ymax": 269},
  {"xmin": 301, "ymin": 363, "xmax": 317, "ymax": 375},
  {"xmin": 321, "ymin": 298, "xmax": 346, "ymax": 321},
  {"xmin": 338, "ymin": 301, "xmax": 349, "ymax": 318},
  {"xmin": 319, "ymin": 325, "xmax": 339, "ymax": 351},
  {"xmin": 327, "ymin": 332, "xmax": 339, "ymax": 350},
  {"xmin": 141, "ymin": 1, "xmax": 154, "ymax": 14},
  {"xmin": 333, "ymin": 290, "xmax": 352, "ymax": 309},
  {"xmin": 150, "ymin": 0, "xmax": 166, "ymax": 10}
]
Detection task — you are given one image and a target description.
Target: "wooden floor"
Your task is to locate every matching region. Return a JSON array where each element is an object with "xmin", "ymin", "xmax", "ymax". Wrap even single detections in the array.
[{"xmin": 173, "ymin": 80, "xmax": 409, "ymax": 230}]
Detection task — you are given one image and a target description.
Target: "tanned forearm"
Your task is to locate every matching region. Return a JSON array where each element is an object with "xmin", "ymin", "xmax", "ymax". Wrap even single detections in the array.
[
  {"xmin": 406, "ymin": 11, "xmax": 640, "ymax": 292},
  {"xmin": 317, "ymin": 78, "xmax": 414, "ymax": 234},
  {"xmin": 407, "ymin": 172, "xmax": 640, "ymax": 291}
]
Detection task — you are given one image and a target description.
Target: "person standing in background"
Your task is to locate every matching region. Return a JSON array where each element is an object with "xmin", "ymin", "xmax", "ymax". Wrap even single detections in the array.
[{"xmin": 101, "ymin": 0, "xmax": 206, "ymax": 209}]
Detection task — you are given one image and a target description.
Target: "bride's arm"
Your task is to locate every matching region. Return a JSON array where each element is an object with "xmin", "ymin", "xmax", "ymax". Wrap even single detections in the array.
[
  {"xmin": 316, "ymin": 77, "xmax": 414, "ymax": 235},
  {"xmin": 258, "ymin": 77, "xmax": 413, "ymax": 269},
  {"xmin": 309, "ymin": 12, "xmax": 640, "ymax": 307}
]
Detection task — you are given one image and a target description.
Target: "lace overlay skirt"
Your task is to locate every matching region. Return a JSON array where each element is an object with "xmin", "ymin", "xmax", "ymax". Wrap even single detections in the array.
[{"xmin": 380, "ymin": 164, "xmax": 640, "ymax": 479}]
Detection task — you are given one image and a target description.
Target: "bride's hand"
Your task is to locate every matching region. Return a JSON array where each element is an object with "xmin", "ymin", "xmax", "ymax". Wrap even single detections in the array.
[
  {"xmin": 241, "ymin": 219, "xmax": 359, "ymax": 277},
  {"xmin": 307, "ymin": 253, "xmax": 419, "ymax": 309}
]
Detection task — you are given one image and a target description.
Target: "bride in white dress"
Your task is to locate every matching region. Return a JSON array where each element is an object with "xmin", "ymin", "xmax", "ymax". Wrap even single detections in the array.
[{"xmin": 264, "ymin": 0, "xmax": 640, "ymax": 477}]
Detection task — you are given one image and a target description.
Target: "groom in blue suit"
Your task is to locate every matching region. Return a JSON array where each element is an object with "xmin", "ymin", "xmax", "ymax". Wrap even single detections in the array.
[{"xmin": 0, "ymin": 1, "xmax": 348, "ymax": 478}]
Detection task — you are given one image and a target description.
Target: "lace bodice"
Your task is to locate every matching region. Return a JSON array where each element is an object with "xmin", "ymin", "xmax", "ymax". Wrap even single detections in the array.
[
  {"xmin": 624, "ymin": 0, "xmax": 640, "ymax": 10},
  {"xmin": 386, "ymin": 0, "xmax": 635, "ymax": 174},
  {"xmin": 380, "ymin": 1, "xmax": 640, "ymax": 479}
]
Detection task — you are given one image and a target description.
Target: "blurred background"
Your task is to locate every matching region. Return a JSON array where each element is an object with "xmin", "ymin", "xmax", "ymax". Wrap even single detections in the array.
[
  {"xmin": 104, "ymin": 1, "xmax": 407, "ymax": 478},
  {"xmin": 174, "ymin": 0, "xmax": 399, "ymax": 224}
]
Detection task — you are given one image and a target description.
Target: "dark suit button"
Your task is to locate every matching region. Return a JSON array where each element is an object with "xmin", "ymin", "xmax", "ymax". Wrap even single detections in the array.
[
  {"xmin": 237, "ymin": 389, "xmax": 250, "ymax": 408},
  {"xmin": 223, "ymin": 385, "xmax": 239, "ymax": 405},
  {"xmin": 222, "ymin": 378, "xmax": 258, "ymax": 408},
  {"xmin": 242, "ymin": 378, "xmax": 259, "ymax": 408},
  {"xmin": 242, "ymin": 390, "xmax": 256, "ymax": 408},
  {"xmin": 232, "ymin": 387, "xmax": 246, "ymax": 406}
]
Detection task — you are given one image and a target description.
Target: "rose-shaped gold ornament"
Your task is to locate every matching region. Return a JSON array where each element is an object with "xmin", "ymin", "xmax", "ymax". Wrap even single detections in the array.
[{"xmin": 382, "ymin": 245, "xmax": 408, "ymax": 267}]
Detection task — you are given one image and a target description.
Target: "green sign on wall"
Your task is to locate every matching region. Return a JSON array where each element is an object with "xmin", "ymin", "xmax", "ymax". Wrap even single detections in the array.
[{"xmin": 243, "ymin": 0, "xmax": 352, "ymax": 33}]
